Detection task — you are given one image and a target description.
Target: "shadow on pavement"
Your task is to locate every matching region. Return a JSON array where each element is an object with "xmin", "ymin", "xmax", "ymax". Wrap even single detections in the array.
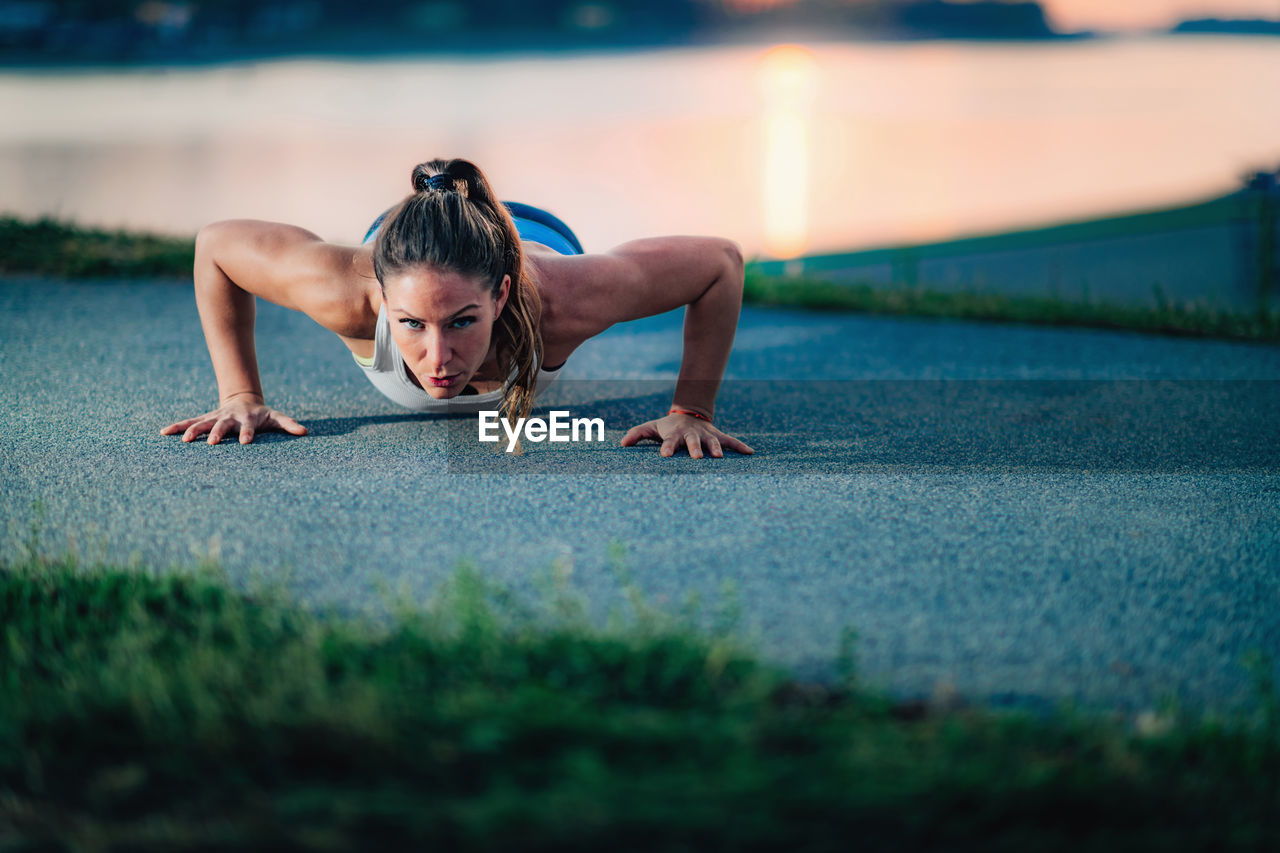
[{"xmin": 438, "ymin": 381, "xmax": 1280, "ymax": 473}]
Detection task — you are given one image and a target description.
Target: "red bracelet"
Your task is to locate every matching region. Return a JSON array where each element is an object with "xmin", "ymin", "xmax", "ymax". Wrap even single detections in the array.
[{"xmin": 668, "ymin": 407, "xmax": 712, "ymax": 423}]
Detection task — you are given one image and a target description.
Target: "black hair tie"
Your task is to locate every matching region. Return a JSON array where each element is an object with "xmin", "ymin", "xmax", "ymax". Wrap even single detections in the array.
[{"xmin": 424, "ymin": 174, "xmax": 454, "ymax": 192}]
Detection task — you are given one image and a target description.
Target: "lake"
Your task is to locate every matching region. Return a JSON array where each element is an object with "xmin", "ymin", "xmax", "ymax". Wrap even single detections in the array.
[{"xmin": 2, "ymin": 34, "xmax": 1278, "ymax": 259}]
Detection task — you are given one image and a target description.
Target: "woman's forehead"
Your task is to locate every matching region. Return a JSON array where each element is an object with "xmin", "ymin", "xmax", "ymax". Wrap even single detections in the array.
[{"xmin": 385, "ymin": 267, "xmax": 492, "ymax": 312}]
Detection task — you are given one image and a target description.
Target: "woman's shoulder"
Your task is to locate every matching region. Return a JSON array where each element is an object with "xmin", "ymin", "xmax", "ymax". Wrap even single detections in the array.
[
  {"xmin": 328, "ymin": 246, "xmax": 380, "ymax": 358},
  {"xmin": 531, "ymin": 235, "xmax": 740, "ymax": 335},
  {"xmin": 523, "ymin": 241, "xmax": 654, "ymax": 348},
  {"xmin": 199, "ymin": 219, "xmax": 381, "ymax": 343},
  {"xmin": 524, "ymin": 247, "xmax": 596, "ymax": 365}
]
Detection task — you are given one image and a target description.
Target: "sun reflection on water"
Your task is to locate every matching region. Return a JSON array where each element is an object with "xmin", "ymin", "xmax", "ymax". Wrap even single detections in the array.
[{"xmin": 756, "ymin": 44, "xmax": 819, "ymax": 259}]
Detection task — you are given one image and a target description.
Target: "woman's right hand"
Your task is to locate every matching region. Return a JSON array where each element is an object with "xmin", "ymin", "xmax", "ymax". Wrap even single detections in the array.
[{"xmin": 160, "ymin": 393, "xmax": 308, "ymax": 445}]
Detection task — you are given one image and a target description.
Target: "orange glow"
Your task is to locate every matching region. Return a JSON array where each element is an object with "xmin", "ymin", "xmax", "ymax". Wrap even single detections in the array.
[
  {"xmin": 757, "ymin": 45, "xmax": 820, "ymax": 259},
  {"xmin": 1033, "ymin": 0, "xmax": 1279, "ymax": 32},
  {"xmin": 721, "ymin": 0, "xmax": 800, "ymax": 13}
]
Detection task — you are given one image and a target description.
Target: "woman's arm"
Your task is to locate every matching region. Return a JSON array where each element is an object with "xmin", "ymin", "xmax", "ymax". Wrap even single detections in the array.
[
  {"xmin": 192, "ymin": 221, "xmax": 267, "ymax": 407},
  {"xmin": 551, "ymin": 236, "xmax": 755, "ymax": 457},
  {"xmin": 161, "ymin": 220, "xmax": 370, "ymax": 444}
]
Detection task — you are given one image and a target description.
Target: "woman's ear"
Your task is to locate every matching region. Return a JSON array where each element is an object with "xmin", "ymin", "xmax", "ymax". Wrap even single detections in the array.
[{"xmin": 494, "ymin": 274, "xmax": 511, "ymax": 318}]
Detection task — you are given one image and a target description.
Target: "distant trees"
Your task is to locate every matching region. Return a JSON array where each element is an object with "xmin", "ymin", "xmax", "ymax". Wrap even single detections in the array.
[
  {"xmin": 1, "ymin": 0, "xmax": 1071, "ymax": 62},
  {"xmin": 894, "ymin": 1, "xmax": 1055, "ymax": 39}
]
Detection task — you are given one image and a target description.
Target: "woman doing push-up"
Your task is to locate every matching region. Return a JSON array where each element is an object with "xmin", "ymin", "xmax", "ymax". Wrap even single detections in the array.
[{"xmin": 162, "ymin": 157, "xmax": 754, "ymax": 459}]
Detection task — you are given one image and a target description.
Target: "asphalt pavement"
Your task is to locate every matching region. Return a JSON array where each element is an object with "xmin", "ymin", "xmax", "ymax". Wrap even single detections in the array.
[{"xmin": 3, "ymin": 277, "xmax": 1278, "ymax": 713}]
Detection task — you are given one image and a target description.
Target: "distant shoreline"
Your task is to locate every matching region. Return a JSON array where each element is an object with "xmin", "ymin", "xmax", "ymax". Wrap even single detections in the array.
[
  {"xmin": 0, "ymin": 0, "xmax": 1100, "ymax": 68},
  {"xmin": 0, "ymin": 28, "xmax": 1101, "ymax": 72},
  {"xmin": 1171, "ymin": 18, "xmax": 1280, "ymax": 36},
  {"xmin": 3, "ymin": 26, "xmax": 1276, "ymax": 72}
]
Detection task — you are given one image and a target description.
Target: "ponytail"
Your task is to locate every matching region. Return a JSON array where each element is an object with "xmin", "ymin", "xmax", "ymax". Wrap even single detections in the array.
[{"xmin": 373, "ymin": 158, "xmax": 544, "ymax": 425}]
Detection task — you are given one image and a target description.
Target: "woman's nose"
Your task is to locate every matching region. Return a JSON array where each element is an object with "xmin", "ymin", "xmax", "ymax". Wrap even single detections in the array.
[{"xmin": 423, "ymin": 329, "xmax": 452, "ymax": 375}]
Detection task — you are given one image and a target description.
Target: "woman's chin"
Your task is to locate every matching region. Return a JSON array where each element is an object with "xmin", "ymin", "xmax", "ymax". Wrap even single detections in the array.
[{"xmin": 424, "ymin": 385, "xmax": 458, "ymax": 399}]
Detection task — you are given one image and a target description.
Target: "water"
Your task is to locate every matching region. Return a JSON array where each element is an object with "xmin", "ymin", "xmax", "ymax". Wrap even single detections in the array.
[{"xmin": 2, "ymin": 35, "xmax": 1278, "ymax": 258}]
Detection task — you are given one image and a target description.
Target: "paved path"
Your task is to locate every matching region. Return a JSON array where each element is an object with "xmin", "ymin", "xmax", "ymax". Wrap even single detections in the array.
[{"xmin": 3, "ymin": 278, "xmax": 1279, "ymax": 712}]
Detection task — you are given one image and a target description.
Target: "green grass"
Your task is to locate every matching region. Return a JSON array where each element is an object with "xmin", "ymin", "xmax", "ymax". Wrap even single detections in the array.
[
  {"xmin": 745, "ymin": 267, "xmax": 1280, "ymax": 343},
  {"xmin": 2, "ymin": 538, "xmax": 1278, "ymax": 851},
  {"xmin": 0, "ymin": 216, "xmax": 194, "ymax": 279},
  {"xmin": 1, "ymin": 215, "xmax": 1278, "ymax": 342}
]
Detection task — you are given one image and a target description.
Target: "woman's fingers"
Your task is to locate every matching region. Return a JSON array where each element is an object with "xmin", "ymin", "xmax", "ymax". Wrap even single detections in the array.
[
  {"xmin": 661, "ymin": 429, "xmax": 702, "ymax": 457},
  {"xmin": 620, "ymin": 421, "xmax": 659, "ymax": 447},
  {"xmin": 273, "ymin": 414, "xmax": 308, "ymax": 436},
  {"xmin": 622, "ymin": 417, "xmax": 753, "ymax": 457},
  {"xmin": 206, "ymin": 417, "xmax": 237, "ymax": 445},
  {"xmin": 161, "ymin": 417, "xmax": 199, "ymax": 435},
  {"xmin": 182, "ymin": 418, "xmax": 216, "ymax": 442},
  {"xmin": 672, "ymin": 427, "xmax": 752, "ymax": 458},
  {"xmin": 165, "ymin": 404, "xmax": 308, "ymax": 446}
]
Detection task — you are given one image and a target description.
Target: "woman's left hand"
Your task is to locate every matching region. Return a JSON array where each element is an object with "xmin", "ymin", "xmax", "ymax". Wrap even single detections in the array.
[{"xmin": 620, "ymin": 413, "xmax": 755, "ymax": 458}]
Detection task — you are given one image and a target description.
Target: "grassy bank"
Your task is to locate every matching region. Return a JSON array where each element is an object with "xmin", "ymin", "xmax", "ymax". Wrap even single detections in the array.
[
  {"xmin": 0, "ymin": 217, "xmax": 194, "ymax": 279},
  {"xmin": 2, "ymin": 547, "xmax": 1277, "ymax": 851},
  {"xmin": 744, "ymin": 267, "xmax": 1280, "ymax": 343},
  {"xmin": 2, "ymin": 215, "xmax": 1278, "ymax": 342}
]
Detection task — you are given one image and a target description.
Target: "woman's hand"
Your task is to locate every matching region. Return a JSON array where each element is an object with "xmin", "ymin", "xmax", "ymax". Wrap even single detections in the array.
[
  {"xmin": 160, "ymin": 393, "xmax": 308, "ymax": 445},
  {"xmin": 620, "ymin": 412, "xmax": 754, "ymax": 459}
]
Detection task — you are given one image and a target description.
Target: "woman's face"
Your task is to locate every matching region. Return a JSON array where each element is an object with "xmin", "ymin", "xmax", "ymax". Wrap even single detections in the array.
[{"xmin": 382, "ymin": 266, "xmax": 510, "ymax": 398}]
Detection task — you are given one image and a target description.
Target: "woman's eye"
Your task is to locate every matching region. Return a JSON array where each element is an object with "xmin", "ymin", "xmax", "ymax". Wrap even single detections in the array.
[{"xmin": 399, "ymin": 317, "xmax": 473, "ymax": 331}]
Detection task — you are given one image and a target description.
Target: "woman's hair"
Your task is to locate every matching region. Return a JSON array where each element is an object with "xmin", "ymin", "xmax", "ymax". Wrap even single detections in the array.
[{"xmin": 372, "ymin": 158, "xmax": 543, "ymax": 425}]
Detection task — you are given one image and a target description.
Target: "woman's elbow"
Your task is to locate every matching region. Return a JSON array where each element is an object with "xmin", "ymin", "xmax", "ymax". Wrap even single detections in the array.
[
  {"xmin": 689, "ymin": 239, "xmax": 744, "ymax": 311},
  {"xmin": 703, "ymin": 238, "xmax": 744, "ymax": 302},
  {"xmin": 195, "ymin": 221, "xmax": 231, "ymax": 264},
  {"xmin": 718, "ymin": 239, "xmax": 745, "ymax": 309},
  {"xmin": 720, "ymin": 238, "xmax": 744, "ymax": 281}
]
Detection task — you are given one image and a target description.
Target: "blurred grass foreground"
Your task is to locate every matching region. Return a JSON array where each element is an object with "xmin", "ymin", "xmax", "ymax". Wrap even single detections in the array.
[{"xmin": 2, "ymin": 540, "xmax": 1279, "ymax": 850}]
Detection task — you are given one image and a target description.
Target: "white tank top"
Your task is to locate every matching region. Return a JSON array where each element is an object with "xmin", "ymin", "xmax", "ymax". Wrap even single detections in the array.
[{"xmin": 353, "ymin": 303, "xmax": 563, "ymax": 413}]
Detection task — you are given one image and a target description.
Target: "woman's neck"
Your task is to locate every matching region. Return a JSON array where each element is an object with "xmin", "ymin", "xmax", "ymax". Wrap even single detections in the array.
[{"xmin": 469, "ymin": 339, "xmax": 507, "ymax": 387}]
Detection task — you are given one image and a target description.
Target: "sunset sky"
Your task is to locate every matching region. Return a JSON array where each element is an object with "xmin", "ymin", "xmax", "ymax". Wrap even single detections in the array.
[{"xmin": 987, "ymin": 0, "xmax": 1280, "ymax": 33}]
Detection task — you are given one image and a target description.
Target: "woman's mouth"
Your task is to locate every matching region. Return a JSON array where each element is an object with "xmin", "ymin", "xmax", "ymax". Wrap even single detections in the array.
[{"xmin": 426, "ymin": 373, "xmax": 461, "ymax": 388}]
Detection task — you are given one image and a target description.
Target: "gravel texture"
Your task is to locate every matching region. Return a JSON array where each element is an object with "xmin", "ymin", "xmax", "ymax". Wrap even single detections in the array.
[{"xmin": 3, "ymin": 277, "xmax": 1278, "ymax": 712}]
